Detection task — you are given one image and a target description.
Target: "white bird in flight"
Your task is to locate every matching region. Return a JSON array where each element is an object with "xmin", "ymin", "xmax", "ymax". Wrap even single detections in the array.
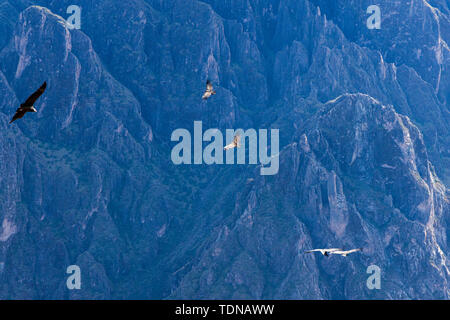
[
  {"xmin": 304, "ymin": 248, "xmax": 342, "ymax": 257},
  {"xmin": 224, "ymin": 134, "xmax": 240, "ymax": 150}
]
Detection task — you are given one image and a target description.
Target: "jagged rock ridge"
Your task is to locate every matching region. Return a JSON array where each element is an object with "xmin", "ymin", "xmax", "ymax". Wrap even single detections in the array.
[{"xmin": 0, "ymin": 0, "xmax": 448, "ymax": 299}]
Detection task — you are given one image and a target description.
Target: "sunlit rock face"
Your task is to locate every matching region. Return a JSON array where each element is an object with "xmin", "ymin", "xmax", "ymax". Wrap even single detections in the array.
[{"xmin": 0, "ymin": 0, "xmax": 448, "ymax": 299}]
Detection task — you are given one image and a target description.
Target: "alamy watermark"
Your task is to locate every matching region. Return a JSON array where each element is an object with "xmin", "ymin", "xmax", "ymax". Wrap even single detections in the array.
[
  {"xmin": 366, "ymin": 264, "xmax": 381, "ymax": 290},
  {"xmin": 170, "ymin": 121, "xmax": 280, "ymax": 175},
  {"xmin": 66, "ymin": 5, "xmax": 81, "ymax": 30},
  {"xmin": 66, "ymin": 265, "xmax": 81, "ymax": 290},
  {"xmin": 366, "ymin": 5, "xmax": 381, "ymax": 29}
]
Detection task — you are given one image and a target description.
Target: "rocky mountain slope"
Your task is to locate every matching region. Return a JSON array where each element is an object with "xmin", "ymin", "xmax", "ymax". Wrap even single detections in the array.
[{"xmin": 0, "ymin": 0, "xmax": 448, "ymax": 299}]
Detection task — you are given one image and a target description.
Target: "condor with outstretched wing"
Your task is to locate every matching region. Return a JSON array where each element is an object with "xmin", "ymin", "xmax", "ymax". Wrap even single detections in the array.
[
  {"xmin": 10, "ymin": 82, "xmax": 47, "ymax": 124},
  {"xmin": 304, "ymin": 248, "xmax": 342, "ymax": 257}
]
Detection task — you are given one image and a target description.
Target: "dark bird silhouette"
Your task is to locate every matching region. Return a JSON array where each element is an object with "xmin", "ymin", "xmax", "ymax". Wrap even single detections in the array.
[
  {"xmin": 10, "ymin": 81, "xmax": 47, "ymax": 124},
  {"xmin": 202, "ymin": 80, "xmax": 216, "ymax": 100}
]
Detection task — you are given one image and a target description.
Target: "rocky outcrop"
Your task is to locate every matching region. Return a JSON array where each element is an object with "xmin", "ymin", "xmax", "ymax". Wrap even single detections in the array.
[
  {"xmin": 0, "ymin": 6, "xmax": 156, "ymax": 299},
  {"xmin": 171, "ymin": 94, "xmax": 448, "ymax": 299}
]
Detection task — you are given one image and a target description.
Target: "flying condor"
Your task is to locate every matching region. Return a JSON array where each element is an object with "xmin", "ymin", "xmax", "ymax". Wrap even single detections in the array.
[
  {"xmin": 10, "ymin": 81, "xmax": 47, "ymax": 124},
  {"xmin": 202, "ymin": 80, "xmax": 216, "ymax": 100}
]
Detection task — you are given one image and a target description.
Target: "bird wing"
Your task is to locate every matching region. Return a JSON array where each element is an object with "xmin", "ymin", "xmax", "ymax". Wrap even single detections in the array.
[
  {"xmin": 224, "ymin": 142, "xmax": 235, "ymax": 150},
  {"xmin": 305, "ymin": 249, "xmax": 323, "ymax": 253},
  {"xmin": 206, "ymin": 80, "xmax": 213, "ymax": 91},
  {"xmin": 10, "ymin": 108, "xmax": 26, "ymax": 124},
  {"xmin": 305, "ymin": 248, "xmax": 341, "ymax": 253},
  {"xmin": 345, "ymin": 248, "xmax": 362, "ymax": 254},
  {"xmin": 233, "ymin": 134, "xmax": 240, "ymax": 146},
  {"xmin": 24, "ymin": 82, "xmax": 47, "ymax": 106},
  {"xmin": 202, "ymin": 91, "xmax": 211, "ymax": 100}
]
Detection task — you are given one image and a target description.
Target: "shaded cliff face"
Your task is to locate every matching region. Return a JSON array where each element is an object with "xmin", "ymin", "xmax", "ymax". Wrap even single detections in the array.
[
  {"xmin": 0, "ymin": 0, "xmax": 448, "ymax": 299},
  {"xmin": 310, "ymin": 0, "xmax": 450, "ymax": 102},
  {"xmin": 171, "ymin": 94, "xmax": 448, "ymax": 299}
]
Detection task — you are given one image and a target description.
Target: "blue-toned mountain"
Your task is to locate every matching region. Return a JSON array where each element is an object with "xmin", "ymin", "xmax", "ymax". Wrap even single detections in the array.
[{"xmin": 0, "ymin": 0, "xmax": 448, "ymax": 299}]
